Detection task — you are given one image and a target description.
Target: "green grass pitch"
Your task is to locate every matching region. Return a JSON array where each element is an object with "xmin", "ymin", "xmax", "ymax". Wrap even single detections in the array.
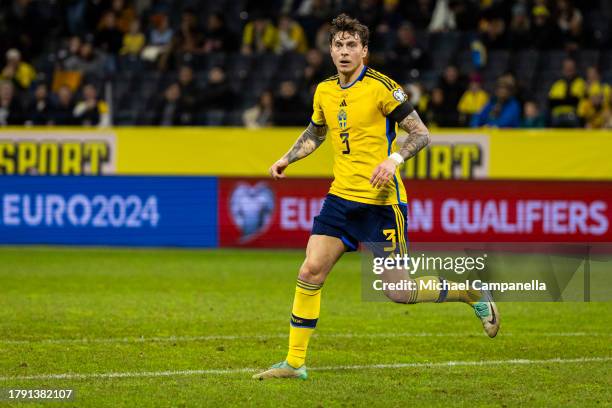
[{"xmin": 0, "ymin": 247, "xmax": 610, "ymax": 407}]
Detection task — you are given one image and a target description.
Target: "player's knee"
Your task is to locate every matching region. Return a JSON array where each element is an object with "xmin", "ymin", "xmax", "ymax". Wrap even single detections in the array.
[
  {"xmin": 383, "ymin": 288, "xmax": 410, "ymax": 304},
  {"xmin": 298, "ymin": 261, "xmax": 327, "ymax": 283}
]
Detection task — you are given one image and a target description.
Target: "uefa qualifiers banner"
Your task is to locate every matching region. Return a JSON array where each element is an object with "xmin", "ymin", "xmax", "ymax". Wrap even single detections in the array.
[
  {"xmin": 219, "ymin": 178, "xmax": 612, "ymax": 248},
  {"xmin": 2, "ymin": 128, "xmax": 612, "ymax": 180},
  {"xmin": 0, "ymin": 176, "xmax": 217, "ymax": 247}
]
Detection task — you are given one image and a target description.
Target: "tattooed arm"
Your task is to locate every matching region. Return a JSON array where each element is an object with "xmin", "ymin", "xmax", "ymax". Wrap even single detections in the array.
[
  {"xmin": 370, "ymin": 110, "xmax": 430, "ymax": 188},
  {"xmin": 269, "ymin": 122, "xmax": 328, "ymax": 179},
  {"xmin": 396, "ymin": 110, "xmax": 430, "ymax": 161}
]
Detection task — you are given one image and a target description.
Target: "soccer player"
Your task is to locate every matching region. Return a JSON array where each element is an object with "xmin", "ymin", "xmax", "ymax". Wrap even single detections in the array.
[{"xmin": 253, "ymin": 14, "xmax": 500, "ymax": 380}]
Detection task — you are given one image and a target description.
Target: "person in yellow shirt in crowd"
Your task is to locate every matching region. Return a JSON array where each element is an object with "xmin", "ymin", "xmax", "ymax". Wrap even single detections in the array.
[
  {"xmin": 584, "ymin": 66, "xmax": 610, "ymax": 106},
  {"xmin": 578, "ymin": 90, "xmax": 610, "ymax": 129},
  {"xmin": 0, "ymin": 49, "xmax": 36, "ymax": 90},
  {"xmin": 73, "ymin": 83, "xmax": 110, "ymax": 127},
  {"xmin": 121, "ymin": 20, "xmax": 146, "ymax": 55},
  {"xmin": 577, "ymin": 66, "xmax": 610, "ymax": 128},
  {"xmin": 548, "ymin": 58, "xmax": 585, "ymax": 127},
  {"xmin": 241, "ymin": 14, "xmax": 278, "ymax": 54},
  {"xmin": 276, "ymin": 14, "xmax": 308, "ymax": 54},
  {"xmin": 458, "ymin": 72, "xmax": 489, "ymax": 126}
]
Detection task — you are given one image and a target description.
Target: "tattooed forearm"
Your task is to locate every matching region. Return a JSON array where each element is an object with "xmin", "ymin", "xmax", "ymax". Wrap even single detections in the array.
[
  {"xmin": 284, "ymin": 122, "xmax": 327, "ymax": 164},
  {"xmin": 397, "ymin": 110, "xmax": 430, "ymax": 160}
]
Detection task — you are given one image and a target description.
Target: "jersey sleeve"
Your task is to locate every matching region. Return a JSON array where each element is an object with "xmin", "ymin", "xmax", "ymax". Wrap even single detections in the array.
[
  {"xmin": 310, "ymin": 85, "xmax": 326, "ymax": 126},
  {"xmin": 378, "ymin": 81, "xmax": 415, "ymax": 123}
]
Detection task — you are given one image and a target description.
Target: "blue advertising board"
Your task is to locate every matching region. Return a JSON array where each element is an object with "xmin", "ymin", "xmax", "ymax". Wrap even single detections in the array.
[{"xmin": 0, "ymin": 176, "xmax": 218, "ymax": 247}]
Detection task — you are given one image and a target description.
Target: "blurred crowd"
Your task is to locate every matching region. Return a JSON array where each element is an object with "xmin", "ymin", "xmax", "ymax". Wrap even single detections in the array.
[{"xmin": 0, "ymin": 0, "xmax": 611, "ymax": 128}]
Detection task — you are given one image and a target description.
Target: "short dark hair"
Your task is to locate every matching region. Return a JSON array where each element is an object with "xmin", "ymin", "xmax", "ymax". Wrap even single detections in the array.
[{"xmin": 329, "ymin": 14, "xmax": 369, "ymax": 47}]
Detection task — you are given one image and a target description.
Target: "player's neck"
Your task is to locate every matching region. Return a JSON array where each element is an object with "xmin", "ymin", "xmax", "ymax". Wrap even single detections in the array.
[{"xmin": 338, "ymin": 63, "xmax": 365, "ymax": 87}]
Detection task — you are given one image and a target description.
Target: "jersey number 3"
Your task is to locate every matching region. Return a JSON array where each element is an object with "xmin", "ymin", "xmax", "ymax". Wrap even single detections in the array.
[{"xmin": 340, "ymin": 132, "xmax": 350, "ymax": 154}]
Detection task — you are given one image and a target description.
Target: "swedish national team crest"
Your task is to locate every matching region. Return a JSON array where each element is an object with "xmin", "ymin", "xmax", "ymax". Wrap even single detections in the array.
[{"xmin": 337, "ymin": 109, "xmax": 347, "ymax": 129}]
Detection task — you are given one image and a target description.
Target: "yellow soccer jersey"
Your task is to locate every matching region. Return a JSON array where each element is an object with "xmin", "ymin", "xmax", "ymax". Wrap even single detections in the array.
[{"xmin": 311, "ymin": 66, "xmax": 412, "ymax": 205}]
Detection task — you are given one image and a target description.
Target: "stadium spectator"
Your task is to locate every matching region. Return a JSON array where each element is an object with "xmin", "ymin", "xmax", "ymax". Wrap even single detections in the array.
[
  {"xmin": 25, "ymin": 83, "xmax": 52, "ymax": 126},
  {"xmin": 273, "ymin": 80, "xmax": 308, "ymax": 126},
  {"xmin": 95, "ymin": 10, "xmax": 123, "ymax": 55},
  {"xmin": 203, "ymin": 12, "xmax": 237, "ymax": 53},
  {"xmin": 471, "ymin": 81, "xmax": 521, "ymax": 128},
  {"xmin": 458, "ymin": 72, "xmax": 489, "ymax": 126},
  {"xmin": 51, "ymin": 85, "xmax": 76, "ymax": 125},
  {"xmin": 424, "ymin": 87, "xmax": 458, "ymax": 128},
  {"xmin": 353, "ymin": 0, "xmax": 382, "ymax": 38},
  {"xmin": 294, "ymin": 0, "xmax": 332, "ymax": 42},
  {"xmin": 83, "ymin": 0, "xmax": 111, "ymax": 34},
  {"xmin": 141, "ymin": 12, "xmax": 173, "ymax": 68},
  {"xmin": 176, "ymin": 65, "xmax": 201, "ymax": 115},
  {"xmin": 508, "ymin": 2, "xmax": 532, "ymax": 50},
  {"xmin": 437, "ymin": 65, "xmax": 465, "ymax": 126},
  {"xmin": 386, "ymin": 23, "xmax": 430, "ymax": 80},
  {"xmin": 401, "ymin": 0, "xmax": 434, "ymax": 30},
  {"xmin": 556, "ymin": 0, "xmax": 583, "ymax": 50},
  {"xmin": 173, "ymin": 8, "xmax": 205, "ymax": 55},
  {"xmin": 429, "ymin": 0, "xmax": 455, "ymax": 32},
  {"xmin": 63, "ymin": 41, "xmax": 107, "ymax": 78},
  {"xmin": 200, "ymin": 66, "xmax": 234, "ymax": 112},
  {"xmin": 73, "ymin": 83, "xmax": 110, "ymax": 126},
  {"xmin": 0, "ymin": 81, "xmax": 24, "ymax": 125},
  {"xmin": 578, "ymin": 91, "xmax": 610, "ymax": 129},
  {"xmin": 548, "ymin": 58, "xmax": 585, "ymax": 127},
  {"xmin": 4, "ymin": 0, "xmax": 46, "ymax": 57},
  {"xmin": 57, "ymin": 36, "xmax": 82, "ymax": 67},
  {"xmin": 521, "ymin": 100, "xmax": 546, "ymax": 128},
  {"xmin": 404, "ymin": 82, "xmax": 428, "ymax": 113},
  {"xmin": 584, "ymin": 66, "xmax": 610, "ymax": 104},
  {"xmin": 375, "ymin": 0, "xmax": 404, "ymax": 47},
  {"xmin": 1, "ymin": 48, "xmax": 36, "ymax": 90},
  {"xmin": 110, "ymin": 0, "xmax": 137, "ymax": 34},
  {"xmin": 153, "ymin": 83, "xmax": 192, "ymax": 126},
  {"xmin": 120, "ymin": 20, "xmax": 146, "ymax": 55},
  {"xmin": 498, "ymin": 71, "xmax": 526, "ymax": 105},
  {"xmin": 530, "ymin": 5, "xmax": 559, "ymax": 49},
  {"xmin": 241, "ymin": 15, "xmax": 278, "ymax": 55},
  {"xmin": 304, "ymin": 49, "xmax": 330, "ymax": 94},
  {"xmin": 480, "ymin": 15, "xmax": 509, "ymax": 50},
  {"xmin": 448, "ymin": 0, "xmax": 479, "ymax": 31},
  {"xmin": 314, "ymin": 22, "xmax": 331, "ymax": 53},
  {"xmin": 276, "ymin": 15, "xmax": 308, "ymax": 54},
  {"xmin": 149, "ymin": 12, "xmax": 174, "ymax": 47},
  {"xmin": 243, "ymin": 90, "xmax": 274, "ymax": 128}
]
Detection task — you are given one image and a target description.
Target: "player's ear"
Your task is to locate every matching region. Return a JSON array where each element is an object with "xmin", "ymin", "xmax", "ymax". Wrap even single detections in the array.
[{"xmin": 362, "ymin": 45, "xmax": 368, "ymax": 59}]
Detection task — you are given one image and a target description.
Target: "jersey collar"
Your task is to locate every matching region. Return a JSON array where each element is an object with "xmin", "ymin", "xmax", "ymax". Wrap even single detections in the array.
[{"xmin": 338, "ymin": 65, "xmax": 368, "ymax": 89}]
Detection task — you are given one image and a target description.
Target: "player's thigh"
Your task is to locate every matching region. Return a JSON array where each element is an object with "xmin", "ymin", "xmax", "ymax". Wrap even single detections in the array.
[
  {"xmin": 298, "ymin": 234, "xmax": 345, "ymax": 283},
  {"xmin": 368, "ymin": 204, "xmax": 412, "ymax": 292}
]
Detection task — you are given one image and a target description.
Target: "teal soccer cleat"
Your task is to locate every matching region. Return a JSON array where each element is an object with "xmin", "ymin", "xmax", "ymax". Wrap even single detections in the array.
[{"xmin": 472, "ymin": 289, "xmax": 500, "ymax": 338}]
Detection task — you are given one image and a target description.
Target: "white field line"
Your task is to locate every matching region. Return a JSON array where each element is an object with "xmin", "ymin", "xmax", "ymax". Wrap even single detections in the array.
[
  {"xmin": 0, "ymin": 357, "xmax": 610, "ymax": 382},
  {"xmin": 0, "ymin": 331, "xmax": 610, "ymax": 346}
]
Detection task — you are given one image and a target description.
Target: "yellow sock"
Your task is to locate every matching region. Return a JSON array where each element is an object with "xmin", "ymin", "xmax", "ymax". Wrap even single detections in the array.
[
  {"xmin": 408, "ymin": 276, "xmax": 481, "ymax": 303},
  {"xmin": 286, "ymin": 278, "xmax": 322, "ymax": 368}
]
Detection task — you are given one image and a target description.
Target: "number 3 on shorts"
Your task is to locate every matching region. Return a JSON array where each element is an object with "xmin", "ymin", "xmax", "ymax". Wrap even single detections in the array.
[{"xmin": 382, "ymin": 228, "xmax": 396, "ymax": 252}]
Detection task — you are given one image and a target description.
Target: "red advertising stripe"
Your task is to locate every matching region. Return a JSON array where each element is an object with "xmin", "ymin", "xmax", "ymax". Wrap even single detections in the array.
[{"xmin": 219, "ymin": 178, "xmax": 612, "ymax": 248}]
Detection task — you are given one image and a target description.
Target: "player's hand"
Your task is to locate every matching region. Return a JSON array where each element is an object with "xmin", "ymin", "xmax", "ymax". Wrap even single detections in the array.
[
  {"xmin": 370, "ymin": 158, "xmax": 397, "ymax": 189},
  {"xmin": 269, "ymin": 157, "xmax": 289, "ymax": 180}
]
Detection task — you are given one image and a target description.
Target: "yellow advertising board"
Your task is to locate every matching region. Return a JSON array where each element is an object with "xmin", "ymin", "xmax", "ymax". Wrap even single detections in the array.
[
  {"xmin": 0, "ymin": 129, "xmax": 115, "ymax": 175},
  {"xmin": 1, "ymin": 127, "xmax": 611, "ymax": 180}
]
